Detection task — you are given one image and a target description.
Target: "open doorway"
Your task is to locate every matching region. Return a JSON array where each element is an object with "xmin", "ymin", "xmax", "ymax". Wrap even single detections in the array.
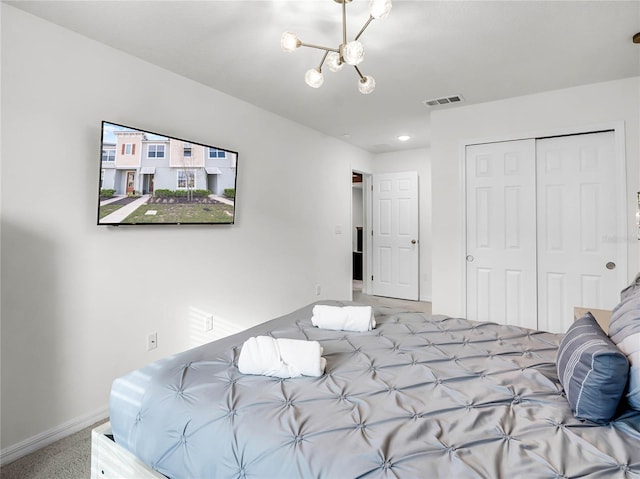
[
  {"xmin": 352, "ymin": 169, "xmax": 430, "ymax": 311},
  {"xmin": 352, "ymin": 171, "xmax": 365, "ymax": 295},
  {"xmin": 352, "ymin": 169, "xmax": 423, "ymax": 302}
]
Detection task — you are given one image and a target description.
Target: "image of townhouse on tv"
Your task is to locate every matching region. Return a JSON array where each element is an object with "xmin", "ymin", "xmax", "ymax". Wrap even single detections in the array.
[{"xmin": 97, "ymin": 121, "xmax": 238, "ymax": 225}]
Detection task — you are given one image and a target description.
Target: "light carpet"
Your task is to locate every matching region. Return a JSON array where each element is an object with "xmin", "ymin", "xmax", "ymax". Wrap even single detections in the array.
[{"xmin": 0, "ymin": 420, "xmax": 107, "ymax": 479}]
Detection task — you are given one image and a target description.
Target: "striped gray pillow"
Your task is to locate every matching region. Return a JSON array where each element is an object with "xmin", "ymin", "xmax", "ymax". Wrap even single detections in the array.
[{"xmin": 557, "ymin": 313, "xmax": 629, "ymax": 424}]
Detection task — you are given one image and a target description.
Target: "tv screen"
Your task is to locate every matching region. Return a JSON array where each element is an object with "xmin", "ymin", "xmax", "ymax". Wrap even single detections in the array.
[{"xmin": 97, "ymin": 121, "xmax": 238, "ymax": 225}]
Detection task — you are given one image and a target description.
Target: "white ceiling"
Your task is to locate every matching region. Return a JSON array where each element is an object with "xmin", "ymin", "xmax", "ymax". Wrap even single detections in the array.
[{"xmin": 7, "ymin": 0, "xmax": 640, "ymax": 153}]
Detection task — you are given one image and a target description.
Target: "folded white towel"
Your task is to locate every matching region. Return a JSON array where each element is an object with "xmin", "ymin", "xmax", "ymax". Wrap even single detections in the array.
[
  {"xmin": 311, "ymin": 305, "xmax": 376, "ymax": 332},
  {"xmin": 238, "ymin": 336, "xmax": 326, "ymax": 378}
]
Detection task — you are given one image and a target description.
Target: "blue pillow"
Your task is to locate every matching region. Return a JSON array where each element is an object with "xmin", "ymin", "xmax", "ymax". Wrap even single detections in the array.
[{"xmin": 557, "ymin": 313, "xmax": 629, "ymax": 424}]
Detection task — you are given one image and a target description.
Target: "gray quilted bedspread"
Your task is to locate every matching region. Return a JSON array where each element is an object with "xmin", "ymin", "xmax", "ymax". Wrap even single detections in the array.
[{"xmin": 109, "ymin": 302, "xmax": 640, "ymax": 479}]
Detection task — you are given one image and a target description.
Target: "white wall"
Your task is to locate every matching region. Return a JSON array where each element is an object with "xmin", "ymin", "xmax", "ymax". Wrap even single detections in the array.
[
  {"xmin": 431, "ymin": 77, "xmax": 640, "ymax": 317},
  {"xmin": 371, "ymin": 148, "xmax": 432, "ymax": 301},
  {"xmin": 0, "ymin": 5, "xmax": 372, "ymax": 453}
]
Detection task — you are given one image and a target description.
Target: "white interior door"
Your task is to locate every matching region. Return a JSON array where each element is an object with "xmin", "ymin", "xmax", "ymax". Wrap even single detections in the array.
[
  {"xmin": 372, "ymin": 171, "xmax": 419, "ymax": 300},
  {"xmin": 536, "ymin": 131, "xmax": 626, "ymax": 333},
  {"xmin": 465, "ymin": 140, "xmax": 538, "ymax": 329}
]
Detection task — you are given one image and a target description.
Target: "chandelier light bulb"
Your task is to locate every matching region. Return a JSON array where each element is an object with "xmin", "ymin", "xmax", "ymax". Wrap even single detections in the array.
[
  {"xmin": 281, "ymin": 31, "xmax": 300, "ymax": 52},
  {"xmin": 358, "ymin": 75, "xmax": 375, "ymax": 94},
  {"xmin": 342, "ymin": 41, "xmax": 365, "ymax": 66},
  {"xmin": 305, "ymin": 68, "xmax": 324, "ymax": 88},
  {"xmin": 370, "ymin": 0, "xmax": 392, "ymax": 19},
  {"xmin": 326, "ymin": 51, "xmax": 344, "ymax": 72}
]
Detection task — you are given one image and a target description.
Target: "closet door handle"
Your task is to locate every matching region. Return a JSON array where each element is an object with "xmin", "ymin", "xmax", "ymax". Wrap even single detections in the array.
[
  {"xmin": 606, "ymin": 262, "xmax": 616, "ymax": 270},
  {"xmin": 466, "ymin": 255, "xmax": 474, "ymax": 262}
]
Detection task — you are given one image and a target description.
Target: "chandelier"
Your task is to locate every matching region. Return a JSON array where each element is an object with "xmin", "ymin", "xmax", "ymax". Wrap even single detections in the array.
[{"xmin": 281, "ymin": 0, "xmax": 392, "ymax": 95}]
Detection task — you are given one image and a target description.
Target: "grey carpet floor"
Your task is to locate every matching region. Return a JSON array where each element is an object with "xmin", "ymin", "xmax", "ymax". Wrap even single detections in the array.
[{"xmin": 0, "ymin": 419, "xmax": 107, "ymax": 479}]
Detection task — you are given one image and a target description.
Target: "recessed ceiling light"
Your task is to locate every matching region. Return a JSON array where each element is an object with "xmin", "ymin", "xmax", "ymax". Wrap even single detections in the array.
[{"xmin": 397, "ymin": 135, "xmax": 411, "ymax": 142}]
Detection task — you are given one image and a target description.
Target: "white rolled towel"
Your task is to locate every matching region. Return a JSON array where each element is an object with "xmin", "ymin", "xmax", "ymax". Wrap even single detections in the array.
[
  {"xmin": 311, "ymin": 305, "xmax": 376, "ymax": 332},
  {"xmin": 238, "ymin": 336, "xmax": 326, "ymax": 378}
]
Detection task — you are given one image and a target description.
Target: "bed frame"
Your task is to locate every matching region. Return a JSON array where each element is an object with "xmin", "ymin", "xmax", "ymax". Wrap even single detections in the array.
[{"xmin": 90, "ymin": 422, "xmax": 166, "ymax": 479}]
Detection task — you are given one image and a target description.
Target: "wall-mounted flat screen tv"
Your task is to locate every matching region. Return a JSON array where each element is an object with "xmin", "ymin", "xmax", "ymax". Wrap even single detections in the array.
[{"xmin": 97, "ymin": 121, "xmax": 238, "ymax": 225}]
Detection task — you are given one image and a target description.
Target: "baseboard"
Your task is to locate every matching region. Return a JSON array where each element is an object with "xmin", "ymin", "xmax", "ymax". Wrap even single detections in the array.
[{"xmin": 0, "ymin": 405, "xmax": 109, "ymax": 466}]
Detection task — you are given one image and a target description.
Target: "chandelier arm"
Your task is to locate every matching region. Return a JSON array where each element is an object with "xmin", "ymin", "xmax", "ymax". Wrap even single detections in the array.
[
  {"xmin": 342, "ymin": 0, "xmax": 347, "ymax": 45},
  {"xmin": 299, "ymin": 42, "xmax": 340, "ymax": 53},
  {"xmin": 354, "ymin": 16, "xmax": 374, "ymax": 41},
  {"xmin": 317, "ymin": 51, "xmax": 329, "ymax": 71},
  {"xmin": 353, "ymin": 65, "xmax": 365, "ymax": 81}
]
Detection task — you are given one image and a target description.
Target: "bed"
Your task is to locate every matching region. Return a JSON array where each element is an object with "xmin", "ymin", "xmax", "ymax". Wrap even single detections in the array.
[{"xmin": 96, "ymin": 300, "xmax": 640, "ymax": 479}]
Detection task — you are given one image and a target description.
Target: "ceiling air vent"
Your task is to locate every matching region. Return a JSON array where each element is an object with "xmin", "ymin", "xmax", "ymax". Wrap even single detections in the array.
[{"xmin": 422, "ymin": 95, "xmax": 464, "ymax": 108}]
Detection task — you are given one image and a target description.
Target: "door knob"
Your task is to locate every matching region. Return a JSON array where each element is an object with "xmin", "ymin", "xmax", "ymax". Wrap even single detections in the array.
[
  {"xmin": 411, "ymin": 239, "xmax": 417, "ymax": 244},
  {"xmin": 466, "ymin": 255, "xmax": 474, "ymax": 262},
  {"xmin": 606, "ymin": 262, "xmax": 616, "ymax": 270}
]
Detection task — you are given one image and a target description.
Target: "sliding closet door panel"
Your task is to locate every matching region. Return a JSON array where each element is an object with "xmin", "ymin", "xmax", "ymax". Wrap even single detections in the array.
[
  {"xmin": 544, "ymin": 272, "xmax": 567, "ymax": 330},
  {"xmin": 536, "ymin": 131, "xmax": 624, "ymax": 333},
  {"xmin": 505, "ymin": 270, "xmax": 524, "ymax": 321},
  {"xmin": 466, "ymin": 140, "xmax": 537, "ymax": 329}
]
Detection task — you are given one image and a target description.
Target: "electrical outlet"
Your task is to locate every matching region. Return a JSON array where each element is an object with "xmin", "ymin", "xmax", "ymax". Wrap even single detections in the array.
[
  {"xmin": 315, "ymin": 284, "xmax": 321, "ymax": 296},
  {"xmin": 147, "ymin": 332, "xmax": 158, "ymax": 351},
  {"xmin": 205, "ymin": 314, "xmax": 214, "ymax": 332}
]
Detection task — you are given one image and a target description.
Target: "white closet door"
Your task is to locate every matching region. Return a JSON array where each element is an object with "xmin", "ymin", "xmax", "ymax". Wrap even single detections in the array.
[
  {"xmin": 465, "ymin": 140, "xmax": 538, "ymax": 329},
  {"xmin": 536, "ymin": 131, "xmax": 626, "ymax": 333},
  {"xmin": 372, "ymin": 171, "xmax": 419, "ymax": 300}
]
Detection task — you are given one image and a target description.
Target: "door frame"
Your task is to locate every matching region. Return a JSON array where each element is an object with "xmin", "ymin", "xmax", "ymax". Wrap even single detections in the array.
[
  {"xmin": 351, "ymin": 170, "xmax": 373, "ymax": 298},
  {"xmin": 459, "ymin": 121, "xmax": 627, "ymax": 318}
]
